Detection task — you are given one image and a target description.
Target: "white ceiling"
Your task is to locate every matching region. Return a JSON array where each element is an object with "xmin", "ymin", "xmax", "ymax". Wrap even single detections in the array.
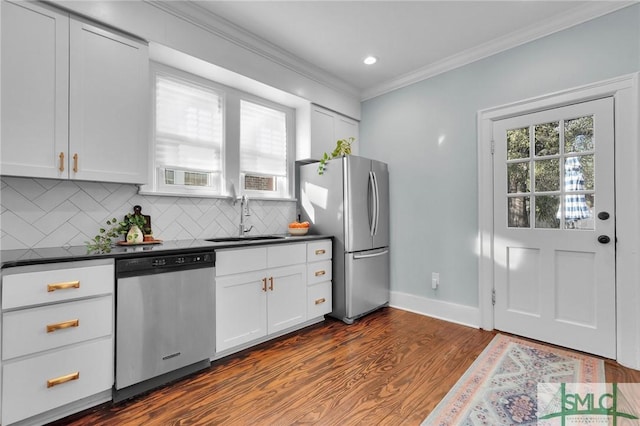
[{"xmin": 191, "ymin": 1, "xmax": 633, "ymax": 100}]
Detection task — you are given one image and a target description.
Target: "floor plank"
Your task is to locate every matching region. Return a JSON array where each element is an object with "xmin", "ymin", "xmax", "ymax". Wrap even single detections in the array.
[{"xmin": 51, "ymin": 307, "xmax": 640, "ymax": 425}]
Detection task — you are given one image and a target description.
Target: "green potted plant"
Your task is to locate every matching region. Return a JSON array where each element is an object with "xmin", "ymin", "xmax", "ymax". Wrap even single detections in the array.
[
  {"xmin": 86, "ymin": 213, "xmax": 147, "ymax": 253},
  {"xmin": 317, "ymin": 137, "xmax": 354, "ymax": 175}
]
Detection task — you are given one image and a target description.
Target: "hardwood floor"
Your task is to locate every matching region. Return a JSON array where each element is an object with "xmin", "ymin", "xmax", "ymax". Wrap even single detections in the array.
[{"xmin": 53, "ymin": 307, "xmax": 640, "ymax": 425}]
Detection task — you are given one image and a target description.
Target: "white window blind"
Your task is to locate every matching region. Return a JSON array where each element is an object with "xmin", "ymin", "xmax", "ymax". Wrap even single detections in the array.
[
  {"xmin": 155, "ymin": 74, "xmax": 223, "ymax": 180},
  {"xmin": 240, "ymin": 100, "xmax": 287, "ymax": 177}
]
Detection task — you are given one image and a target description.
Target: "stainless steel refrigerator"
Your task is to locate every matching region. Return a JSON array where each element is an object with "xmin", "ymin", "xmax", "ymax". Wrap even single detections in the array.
[{"xmin": 298, "ymin": 155, "xmax": 390, "ymax": 324}]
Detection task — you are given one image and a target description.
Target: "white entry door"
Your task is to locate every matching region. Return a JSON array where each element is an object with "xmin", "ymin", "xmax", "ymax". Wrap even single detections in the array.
[{"xmin": 493, "ymin": 97, "xmax": 615, "ymax": 358}]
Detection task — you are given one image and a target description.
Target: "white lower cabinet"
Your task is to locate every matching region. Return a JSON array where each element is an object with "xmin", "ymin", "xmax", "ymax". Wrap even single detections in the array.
[
  {"xmin": 216, "ymin": 264, "xmax": 306, "ymax": 352},
  {"xmin": 306, "ymin": 240, "xmax": 333, "ymax": 317},
  {"xmin": 1, "ymin": 259, "xmax": 114, "ymax": 425},
  {"xmin": 216, "ymin": 270, "xmax": 268, "ymax": 351},
  {"xmin": 215, "ymin": 240, "xmax": 332, "ymax": 354},
  {"xmin": 2, "ymin": 338, "xmax": 112, "ymax": 425},
  {"xmin": 267, "ymin": 264, "xmax": 307, "ymax": 333}
]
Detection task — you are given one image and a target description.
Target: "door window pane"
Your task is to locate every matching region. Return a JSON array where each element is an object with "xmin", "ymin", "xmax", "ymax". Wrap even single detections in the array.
[
  {"xmin": 565, "ymin": 116, "xmax": 594, "ymax": 153},
  {"xmin": 507, "ymin": 162, "xmax": 530, "ymax": 193},
  {"xmin": 534, "ymin": 158, "xmax": 560, "ymax": 192},
  {"xmin": 508, "ymin": 197, "xmax": 530, "ymax": 228},
  {"xmin": 579, "ymin": 155, "xmax": 594, "ymax": 191},
  {"xmin": 507, "ymin": 127, "xmax": 530, "ymax": 160},
  {"xmin": 563, "ymin": 194, "xmax": 594, "ymax": 230},
  {"xmin": 535, "ymin": 121, "xmax": 559, "ymax": 156},
  {"xmin": 564, "ymin": 194, "xmax": 595, "ymax": 230},
  {"xmin": 535, "ymin": 195, "xmax": 560, "ymax": 229},
  {"xmin": 504, "ymin": 113, "xmax": 597, "ymax": 230}
]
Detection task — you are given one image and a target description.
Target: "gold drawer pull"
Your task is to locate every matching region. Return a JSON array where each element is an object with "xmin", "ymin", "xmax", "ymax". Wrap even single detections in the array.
[
  {"xmin": 315, "ymin": 298, "xmax": 326, "ymax": 305},
  {"xmin": 47, "ymin": 371, "xmax": 79, "ymax": 388},
  {"xmin": 47, "ymin": 281, "xmax": 80, "ymax": 292},
  {"xmin": 315, "ymin": 270, "xmax": 326, "ymax": 277},
  {"xmin": 315, "ymin": 249, "xmax": 326, "ymax": 255},
  {"xmin": 72, "ymin": 153, "xmax": 78, "ymax": 173},
  {"xmin": 58, "ymin": 152, "xmax": 65, "ymax": 172},
  {"xmin": 262, "ymin": 278, "xmax": 267, "ymax": 292},
  {"xmin": 269, "ymin": 277, "xmax": 274, "ymax": 291},
  {"xmin": 46, "ymin": 319, "xmax": 79, "ymax": 333}
]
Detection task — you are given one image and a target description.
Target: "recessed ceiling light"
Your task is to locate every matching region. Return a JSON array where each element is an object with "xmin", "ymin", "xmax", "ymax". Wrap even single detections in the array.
[{"xmin": 363, "ymin": 56, "xmax": 377, "ymax": 65}]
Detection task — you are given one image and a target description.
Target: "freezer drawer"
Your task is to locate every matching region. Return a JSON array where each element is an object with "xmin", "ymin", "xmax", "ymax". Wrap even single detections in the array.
[{"xmin": 345, "ymin": 248, "xmax": 390, "ymax": 320}]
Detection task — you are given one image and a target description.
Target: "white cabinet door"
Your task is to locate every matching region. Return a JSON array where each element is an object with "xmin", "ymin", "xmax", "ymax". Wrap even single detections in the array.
[
  {"xmin": 309, "ymin": 105, "xmax": 360, "ymax": 160},
  {"xmin": 310, "ymin": 106, "xmax": 335, "ymax": 160},
  {"xmin": 267, "ymin": 264, "xmax": 306, "ymax": 334},
  {"xmin": 334, "ymin": 114, "xmax": 359, "ymax": 155},
  {"xmin": 1, "ymin": 1, "xmax": 69, "ymax": 179},
  {"xmin": 2, "ymin": 337, "xmax": 113, "ymax": 426},
  {"xmin": 215, "ymin": 270, "xmax": 268, "ymax": 352},
  {"xmin": 69, "ymin": 20, "xmax": 149, "ymax": 184}
]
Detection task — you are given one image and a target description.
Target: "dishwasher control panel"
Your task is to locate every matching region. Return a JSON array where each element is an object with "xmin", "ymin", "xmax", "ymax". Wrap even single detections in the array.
[{"xmin": 117, "ymin": 252, "xmax": 215, "ymax": 275}]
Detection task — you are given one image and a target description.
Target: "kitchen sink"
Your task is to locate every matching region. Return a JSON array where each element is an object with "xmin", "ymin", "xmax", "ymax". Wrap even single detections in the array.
[{"xmin": 206, "ymin": 235, "xmax": 286, "ymax": 243}]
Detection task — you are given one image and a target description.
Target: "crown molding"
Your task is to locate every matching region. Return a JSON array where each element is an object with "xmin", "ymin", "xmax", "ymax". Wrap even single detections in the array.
[
  {"xmin": 145, "ymin": 0, "xmax": 361, "ymax": 99},
  {"xmin": 361, "ymin": 1, "xmax": 637, "ymax": 101}
]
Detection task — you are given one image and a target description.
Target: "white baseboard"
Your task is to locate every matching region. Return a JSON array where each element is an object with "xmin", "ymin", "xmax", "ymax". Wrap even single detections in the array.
[{"xmin": 389, "ymin": 291, "xmax": 481, "ymax": 329}]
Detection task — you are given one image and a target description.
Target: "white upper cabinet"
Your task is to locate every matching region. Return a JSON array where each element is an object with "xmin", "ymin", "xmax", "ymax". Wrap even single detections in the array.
[
  {"xmin": 69, "ymin": 20, "xmax": 149, "ymax": 183},
  {"xmin": 310, "ymin": 104, "xmax": 359, "ymax": 160},
  {"xmin": 1, "ymin": 1, "xmax": 149, "ymax": 184},
  {"xmin": 1, "ymin": 1, "xmax": 69, "ymax": 179},
  {"xmin": 302, "ymin": 104, "xmax": 360, "ymax": 161}
]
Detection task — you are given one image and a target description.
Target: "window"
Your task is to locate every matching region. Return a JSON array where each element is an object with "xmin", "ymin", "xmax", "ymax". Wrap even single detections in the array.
[
  {"xmin": 240, "ymin": 100, "xmax": 288, "ymax": 197},
  {"xmin": 144, "ymin": 63, "xmax": 295, "ymax": 199},
  {"xmin": 154, "ymin": 73, "xmax": 224, "ymax": 195}
]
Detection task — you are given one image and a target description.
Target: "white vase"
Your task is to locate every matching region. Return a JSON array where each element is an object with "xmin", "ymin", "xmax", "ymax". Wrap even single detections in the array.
[{"xmin": 126, "ymin": 225, "xmax": 144, "ymax": 243}]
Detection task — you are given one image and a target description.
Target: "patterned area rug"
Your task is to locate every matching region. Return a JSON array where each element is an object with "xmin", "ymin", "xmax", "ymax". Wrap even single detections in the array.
[{"xmin": 422, "ymin": 334, "xmax": 604, "ymax": 425}]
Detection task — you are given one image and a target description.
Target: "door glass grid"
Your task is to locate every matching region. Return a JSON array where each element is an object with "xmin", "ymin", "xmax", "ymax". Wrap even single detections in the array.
[{"xmin": 506, "ymin": 115, "xmax": 595, "ymax": 230}]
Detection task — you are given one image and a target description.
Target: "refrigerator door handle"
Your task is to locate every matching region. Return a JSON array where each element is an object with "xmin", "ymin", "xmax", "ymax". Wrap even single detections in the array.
[
  {"xmin": 353, "ymin": 249, "xmax": 389, "ymax": 260},
  {"xmin": 372, "ymin": 171, "xmax": 380, "ymax": 236},
  {"xmin": 368, "ymin": 171, "xmax": 377, "ymax": 237}
]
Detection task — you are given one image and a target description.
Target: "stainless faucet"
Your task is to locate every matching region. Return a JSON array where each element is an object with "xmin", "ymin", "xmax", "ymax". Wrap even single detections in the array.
[{"xmin": 239, "ymin": 195, "xmax": 254, "ymax": 236}]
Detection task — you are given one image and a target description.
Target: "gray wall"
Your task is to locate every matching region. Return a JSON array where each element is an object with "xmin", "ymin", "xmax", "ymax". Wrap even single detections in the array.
[{"xmin": 360, "ymin": 5, "xmax": 640, "ymax": 308}]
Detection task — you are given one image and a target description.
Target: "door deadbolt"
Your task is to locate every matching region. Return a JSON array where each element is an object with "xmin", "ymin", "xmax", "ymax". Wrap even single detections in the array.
[{"xmin": 597, "ymin": 212, "xmax": 610, "ymax": 220}]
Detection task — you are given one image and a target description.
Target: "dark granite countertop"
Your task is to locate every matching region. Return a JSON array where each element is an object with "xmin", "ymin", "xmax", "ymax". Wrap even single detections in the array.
[{"xmin": 0, "ymin": 234, "xmax": 332, "ymax": 269}]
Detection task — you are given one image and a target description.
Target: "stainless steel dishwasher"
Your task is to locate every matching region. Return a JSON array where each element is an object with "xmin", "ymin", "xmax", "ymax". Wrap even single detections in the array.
[{"xmin": 114, "ymin": 251, "xmax": 215, "ymax": 402}]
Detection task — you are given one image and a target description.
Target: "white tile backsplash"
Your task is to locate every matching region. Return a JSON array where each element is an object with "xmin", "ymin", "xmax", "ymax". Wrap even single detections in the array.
[{"xmin": 0, "ymin": 177, "xmax": 297, "ymax": 250}]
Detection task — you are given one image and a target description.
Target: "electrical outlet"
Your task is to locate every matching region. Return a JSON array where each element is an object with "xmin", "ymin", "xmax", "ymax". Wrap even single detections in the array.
[{"xmin": 432, "ymin": 272, "xmax": 439, "ymax": 289}]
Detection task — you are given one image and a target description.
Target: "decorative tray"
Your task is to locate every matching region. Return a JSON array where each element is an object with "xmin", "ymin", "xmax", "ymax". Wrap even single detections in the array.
[{"xmin": 116, "ymin": 239, "xmax": 163, "ymax": 246}]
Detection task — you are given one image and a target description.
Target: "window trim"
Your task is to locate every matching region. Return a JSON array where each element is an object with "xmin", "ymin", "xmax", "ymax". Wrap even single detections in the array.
[
  {"xmin": 141, "ymin": 61, "xmax": 295, "ymax": 200},
  {"xmin": 238, "ymin": 96, "xmax": 295, "ymax": 199}
]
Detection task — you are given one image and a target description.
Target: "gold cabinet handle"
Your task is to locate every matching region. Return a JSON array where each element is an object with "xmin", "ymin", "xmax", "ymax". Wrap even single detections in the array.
[
  {"xmin": 268, "ymin": 277, "xmax": 274, "ymax": 291},
  {"xmin": 46, "ymin": 319, "xmax": 79, "ymax": 333},
  {"xmin": 315, "ymin": 249, "xmax": 326, "ymax": 255},
  {"xmin": 315, "ymin": 270, "xmax": 326, "ymax": 277},
  {"xmin": 47, "ymin": 371, "xmax": 79, "ymax": 388},
  {"xmin": 261, "ymin": 278, "xmax": 267, "ymax": 292},
  {"xmin": 315, "ymin": 298, "xmax": 326, "ymax": 305},
  {"xmin": 47, "ymin": 280, "xmax": 80, "ymax": 292},
  {"xmin": 58, "ymin": 152, "xmax": 65, "ymax": 172},
  {"xmin": 72, "ymin": 153, "xmax": 78, "ymax": 173}
]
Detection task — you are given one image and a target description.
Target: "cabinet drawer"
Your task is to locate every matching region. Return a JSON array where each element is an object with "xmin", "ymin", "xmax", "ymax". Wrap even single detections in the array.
[
  {"xmin": 307, "ymin": 260, "xmax": 332, "ymax": 286},
  {"xmin": 308, "ymin": 281, "xmax": 332, "ymax": 318},
  {"xmin": 2, "ymin": 337, "xmax": 113, "ymax": 425},
  {"xmin": 2, "ymin": 296, "xmax": 112, "ymax": 360},
  {"xmin": 307, "ymin": 240, "xmax": 332, "ymax": 262},
  {"xmin": 268, "ymin": 243, "xmax": 306, "ymax": 268},
  {"xmin": 2, "ymin": 260, "xmax": 114, "ymax": 309},
  {"xmin": 216, "ymin": 247, "xmax": 267, "ymax": 276}
]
